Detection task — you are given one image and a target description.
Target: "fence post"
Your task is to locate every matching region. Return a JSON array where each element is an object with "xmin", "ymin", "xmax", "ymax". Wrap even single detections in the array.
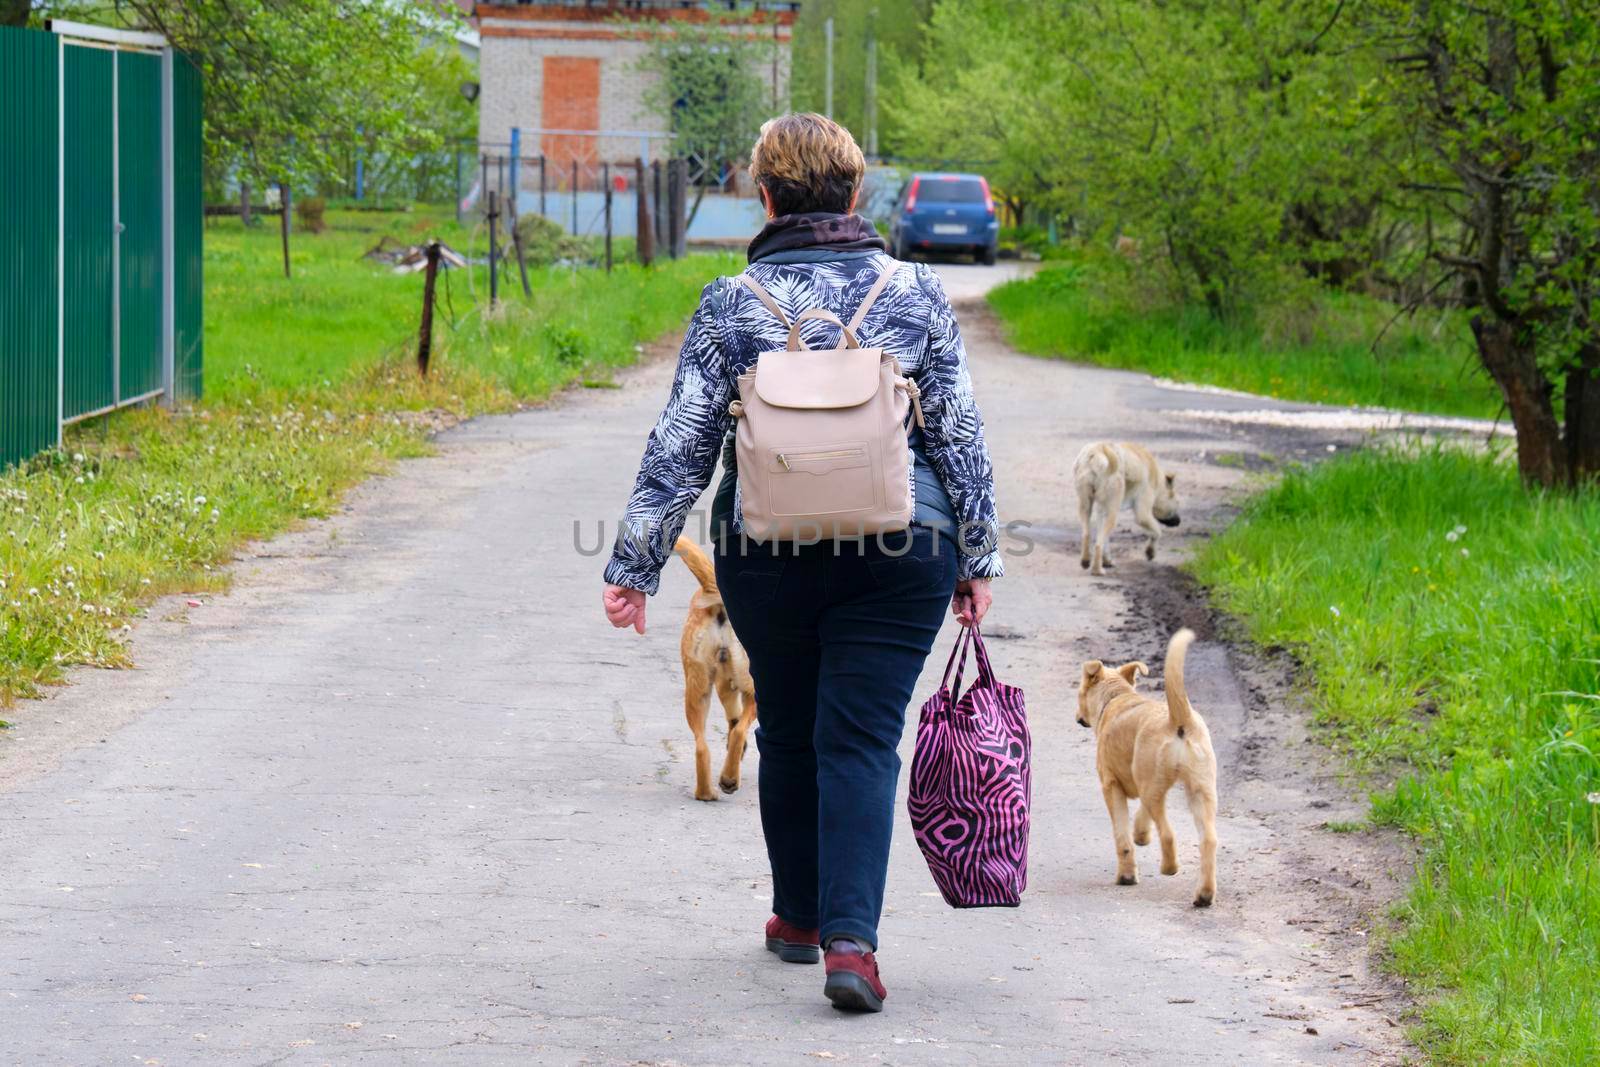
[
  {"xmin": 635, "ymin": 157, "xmax": 653, "ymax": 267},
  {"xmin": 508, "ymin": 126, "xmax": 520, "ymax": 210},
  {"xmin": 603, "ymin": 162, "xmax": 613, "ymax": 273},
  {"xmin": 454, "ymin": 149, "xmax": 463, "ymax": 224},
  {"xmin": 417, "ymin": 240, "xmax": 441, "ymax": 377},
  {"xmin": 539, "ymin": 155, "xmax": 546, "ymax": 218},
  {"xmin": 160, "ymin": 44, "xmax": 175, "ymax": 407},
  {"xmin": 570, "ymin": 158, "xmax": 578, "ymax": 234},
  {"xmin": 669, "ymin": 158, "xmax": 687, "ymax": 259},
  {"xmin": 279, "ymin": 181, "xmax": 292, "ymax": 279},
  {"xmin": 653, "ymin": 160, "xmax": 665, "ymax": 255},
  {"xmin": 511, "ymin": 202, "xmax": 532, "ymax": 297},
  {"xmin": 487, "ymin": 189, "xmax": 500, "ymax": 309}
]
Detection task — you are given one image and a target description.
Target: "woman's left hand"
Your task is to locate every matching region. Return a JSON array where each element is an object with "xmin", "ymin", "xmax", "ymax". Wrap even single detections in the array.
[
  {"xmin": 603, "ymin": 584, "xmax": 648, "ymax": 634},
  {"xmin": 952, "ymin": 578, "xmax": 991, "ymax": 629}
]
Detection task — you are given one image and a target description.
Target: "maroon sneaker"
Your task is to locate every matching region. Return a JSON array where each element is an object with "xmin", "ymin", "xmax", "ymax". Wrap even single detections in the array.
[
  {"xmin": 823, "ymin": 940, "xmax": 886, "ymax": 1013},
  {"xmin": 764, "ymin": 916, "xmax": 820, "ymax": 964}
]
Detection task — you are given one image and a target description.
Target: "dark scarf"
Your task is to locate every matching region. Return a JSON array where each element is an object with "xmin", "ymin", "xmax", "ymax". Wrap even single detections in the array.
[{"xmin": 747, "ymin": 211, "xmax": 888, "ymax": 263}]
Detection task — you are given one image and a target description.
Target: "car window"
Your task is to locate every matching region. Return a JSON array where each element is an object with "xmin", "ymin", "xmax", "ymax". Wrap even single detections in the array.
[{"xmin": 916, "ymin": 178, "xmax": 984, "ymax": 204}]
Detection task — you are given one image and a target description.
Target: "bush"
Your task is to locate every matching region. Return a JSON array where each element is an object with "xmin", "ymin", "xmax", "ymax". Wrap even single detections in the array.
[
  {"xmin": 295, "ymin": 196, "xmax": 328, "ymax": 234},
  {"xmin": 512, "ymin": 213, "xmax": 589, "ymax": 267}
]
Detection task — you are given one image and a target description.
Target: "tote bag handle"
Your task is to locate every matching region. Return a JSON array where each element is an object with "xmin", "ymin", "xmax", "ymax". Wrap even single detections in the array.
[{"xmin": 939, "ymin": 624, "xmax": 996, "ymax": 700}]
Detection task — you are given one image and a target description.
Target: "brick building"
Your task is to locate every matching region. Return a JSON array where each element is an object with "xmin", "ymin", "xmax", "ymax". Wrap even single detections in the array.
[{"xmin": 474, "ymin": 2, "xmax": 798, "ymax": 169}]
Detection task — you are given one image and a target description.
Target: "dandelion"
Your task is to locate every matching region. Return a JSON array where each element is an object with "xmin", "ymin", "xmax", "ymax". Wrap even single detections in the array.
[
  {"xmin": 1330, "ymin": 605, "xmax": 1342, "ymax": 619},
  {"xmin": 1587, "ymin": 793, "xmax": 1600, "ymax": 805},
  {"xmin": 1445, "ymin": 530, "xmax": 1460, "ymax": 543},
  {"xmin": 72, "ymin": 453, "xmax": 84, "ymax": 463},
  {"xmin": 1461, "ymin": 548, "xmax": 1470, "ymax": 558}
]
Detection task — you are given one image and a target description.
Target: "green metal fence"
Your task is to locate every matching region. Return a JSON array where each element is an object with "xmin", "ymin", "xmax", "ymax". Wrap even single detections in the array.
[{"xmin": 0, "ymin": 22, "xmax": 202, "ymax": 468}]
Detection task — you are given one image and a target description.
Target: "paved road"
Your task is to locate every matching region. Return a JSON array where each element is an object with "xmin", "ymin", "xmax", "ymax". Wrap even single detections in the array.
[{"xmin": 0, "ymin": 262, "xmax": 1406, "ymax": 1064}]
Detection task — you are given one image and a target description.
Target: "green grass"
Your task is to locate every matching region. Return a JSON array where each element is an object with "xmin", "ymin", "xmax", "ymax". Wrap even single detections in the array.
[
  {"xmin": 0, "ymin": 206, "xmax": 737, "ymax": 702},
  {"xmin": 989, "ymin": 263, "xmax": 1501, "ymax": 418},
  {"xmin": 1191, "ymin": 448, "xmax": 1600, "ymax": 1064}
]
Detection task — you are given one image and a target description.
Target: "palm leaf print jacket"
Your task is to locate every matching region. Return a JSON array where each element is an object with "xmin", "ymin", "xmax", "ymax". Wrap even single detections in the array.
[{"xmin": 604, "ymin": 251, "xmax": 1004, "ymax": 595}]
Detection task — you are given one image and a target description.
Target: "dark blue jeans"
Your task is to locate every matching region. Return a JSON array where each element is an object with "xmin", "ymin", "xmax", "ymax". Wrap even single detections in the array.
[{"xmin": 714, "ymin": 527, "xmax": 957, "ymax": 950}]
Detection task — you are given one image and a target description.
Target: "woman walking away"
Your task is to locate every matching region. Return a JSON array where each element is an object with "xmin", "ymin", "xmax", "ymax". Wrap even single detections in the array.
[{"xmin": 601, "ymin": 113, "xmax": 1003, "ymax": 1013}]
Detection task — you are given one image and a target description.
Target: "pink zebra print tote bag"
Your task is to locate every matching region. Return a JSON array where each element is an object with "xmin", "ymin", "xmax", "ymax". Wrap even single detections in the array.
[{"xmin": 908, "ymin": 625, "xmax": 1031, "ymax": 908}]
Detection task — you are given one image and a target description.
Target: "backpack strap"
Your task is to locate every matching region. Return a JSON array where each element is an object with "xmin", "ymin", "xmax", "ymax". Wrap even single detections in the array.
[
  {"xmin": 847, "ymin": 263, "xmax": 897, "ymax": 332},
  {"xmin": 737, "ymin": 275, "xmax": 790, "ymax": 326},
  {"xmin": 738, "ymin": 261, "xmax": 898, "ymax": 335}
]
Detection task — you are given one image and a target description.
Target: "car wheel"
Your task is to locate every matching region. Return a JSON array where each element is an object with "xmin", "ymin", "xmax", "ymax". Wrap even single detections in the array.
[{"xmin": 980, "ymin": 243, "xmax": 997, "ymax": 266}]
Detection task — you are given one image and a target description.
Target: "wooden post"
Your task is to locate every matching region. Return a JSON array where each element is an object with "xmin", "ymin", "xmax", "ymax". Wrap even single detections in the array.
[
  {"xmin": 279, "ymin": 181, "xmax": 291, "ymax": 278},
  {"xmin": 603, "ymin": 162, "xmax": 613, "ymax": 273},
  {"xmin": 417, "ymin": 240, "xmax": 442, "ymax": 377},
  {"xmin": 570, "ymin": 158, "xmax": 579, "ymax": 234},
  {"xmin": 487, "ymin": 189, "xmax": 500, "ymax": 309},
  {"xmin": 668, "ymin": 159, "xmax": 687, "ymax": 259},
  {"xmin": 653, "ymin": 160, "xmax": 666, "ymax": 254},
  {"xmin": 453, "ymin": 149, "xmax": 463, "ymax": 224},
  {"xmin": 511, "ymin": 202, "xmax": 532, "ymax": 297},
  {"xmin": 240, "ymin": 181, "xmax": 252, "ymax": 227},
  {"xmin": 635, "ymin": 157, "xmax": 653, "ymax": 267},
  {"xmin": 539, "ymin": 155, "xmax": 546, "ymax": 218}
]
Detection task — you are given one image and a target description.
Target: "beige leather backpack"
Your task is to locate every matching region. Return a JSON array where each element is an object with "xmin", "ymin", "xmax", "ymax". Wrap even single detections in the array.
[{"xmin": 729, "ymin": 264, "xmax": 925, "ymax": 542}]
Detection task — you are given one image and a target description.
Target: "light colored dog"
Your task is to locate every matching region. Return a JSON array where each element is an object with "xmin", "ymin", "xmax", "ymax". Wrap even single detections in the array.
[
  {"xmin": 673, "ymin": 537, "xmax": 758, "ymax": 802},
  {"xmin": 1073, "ymin": 441, "xmax": 1181, "ymax": 575},
  {"xmin": 1077, "ymin": 628, "xmax": 1219, "ymax": 907}
]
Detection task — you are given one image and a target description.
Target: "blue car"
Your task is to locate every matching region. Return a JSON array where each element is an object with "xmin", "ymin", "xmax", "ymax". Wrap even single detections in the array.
[{"xmin": 889, "ymin": 172, "xmax": 999, "ymax": 265}]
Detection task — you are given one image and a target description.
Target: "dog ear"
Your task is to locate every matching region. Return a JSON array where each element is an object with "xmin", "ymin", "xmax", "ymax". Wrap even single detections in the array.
[
  {"xmin": 1166, "ymin": 473, "xmax": 1176, "ymax": 487},
  {"xmin": 1082, "ymin": 660, "xmax": 1103, "ymax": 680},
  {"xmin": 1117, "ymin": 661, "xmax": 1149, "ymax": 686}
]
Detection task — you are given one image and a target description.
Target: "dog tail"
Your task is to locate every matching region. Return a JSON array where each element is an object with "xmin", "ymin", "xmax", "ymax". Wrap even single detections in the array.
[
  {"xmin": 1164, "ymin": 628, "xmax": 1196, "ymax": 735},
  {"xmin": 674, "ymin": 536, "xmax": 718, "ymax": 595},
  {"xmin": 1086, "ymin": 442, "xmax": 1115, "ymax": 477}
]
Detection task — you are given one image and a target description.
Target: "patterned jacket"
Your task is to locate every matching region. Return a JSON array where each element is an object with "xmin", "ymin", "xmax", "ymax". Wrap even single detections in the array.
[{"xmin": 604, "ymin": 251, "xmax": 1004, "ymax": 594}]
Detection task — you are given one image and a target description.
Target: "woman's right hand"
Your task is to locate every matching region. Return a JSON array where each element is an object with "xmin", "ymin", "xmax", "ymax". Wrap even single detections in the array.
[
  {"xmin": 603, "ymin": 584, "xmax": 647, "ymax": 634},
  {"xmin": 952, "ymin": 578, "xmax": 992, "ymax": 629}
]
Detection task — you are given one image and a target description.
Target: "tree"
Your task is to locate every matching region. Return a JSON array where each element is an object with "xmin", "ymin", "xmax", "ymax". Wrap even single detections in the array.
[
  {"xmin": 631, "ymin": 13, "xmax": 777, "ymax": 227},
  {"xmin": 788, "ymin": 0, "xmax": 935, "ymax": 155},
  {"xmin": 893, "ymin": 0, "xmax": 1381, "ymax": 315},
  {"xmin": 31, "ymin": 0, "xmax": 458, "ymax": 191},
  {"xmin": 1372, "ymin": 0, "xmax": 1600, "ymax": 487}
]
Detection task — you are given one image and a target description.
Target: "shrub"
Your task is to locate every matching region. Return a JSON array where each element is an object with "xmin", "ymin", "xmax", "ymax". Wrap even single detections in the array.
[{"xmin": 295, "ymin": 196, "xmax": 328, "ymax": 234}]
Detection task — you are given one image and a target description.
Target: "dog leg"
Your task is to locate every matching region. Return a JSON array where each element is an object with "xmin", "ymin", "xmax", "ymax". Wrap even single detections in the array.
[
  {"xmin": 684, "ymin": 684, "xmax": 716, "ymax": 802},
  {"xmin": 1093, "ymin": 478, "xmax": 1125, "ymax": 576},
  {"xmin": 1188, "ymin": 787, "xmax": 1219, "ymax": 907},
  {"xmin": 1133, "ymin": 494, "xmax": 1161, "ymax": 562},
  {"xmin": 716, "ymin": 683, "xmax": 756, "ymax": 795},
  {"xmin": 1077, "ymin": 486, "xmax": 1094, "ymax": 570},
  {"xmin": 1133, "ymin": 805, "xmax": 1152, "ymax": 847},
  {"xmin": 1102, "ymin": 781, "xmax": 1138, "ymax": 884},
  {"xmin": 1145, "ymin": 793, "xmax": 1180, "ymax": 876}
]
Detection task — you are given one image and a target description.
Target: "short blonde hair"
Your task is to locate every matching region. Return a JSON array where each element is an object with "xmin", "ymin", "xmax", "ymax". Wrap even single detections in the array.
[{"xmin": 748, "ymin": 113, "xmax": 866, "ymax": 216}]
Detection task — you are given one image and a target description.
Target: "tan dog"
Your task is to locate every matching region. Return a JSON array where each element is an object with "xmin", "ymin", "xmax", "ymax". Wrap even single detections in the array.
[
  {"xmin": 1073, "ymin": 442, "xmax": 1181, "ymax": 576},
  {"xmin": 1077, "ymin": 628, "xmax": 1218, "ymax": 906},
  {"xmin": 674, "ymin": 537, "xmax": 758, "ymax": 802}
]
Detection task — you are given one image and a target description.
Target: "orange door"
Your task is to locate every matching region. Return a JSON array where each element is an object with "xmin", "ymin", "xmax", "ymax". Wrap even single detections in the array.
[{"xmin": 542, "ymin": 56, "xmax": 600, "ymax": 185}]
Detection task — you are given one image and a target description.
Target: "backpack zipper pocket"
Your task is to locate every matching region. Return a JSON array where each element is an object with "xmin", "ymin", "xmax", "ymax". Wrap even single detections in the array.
[{"xmin": 777, "ymin": 447, "xmax": 865, "ymax": 471}]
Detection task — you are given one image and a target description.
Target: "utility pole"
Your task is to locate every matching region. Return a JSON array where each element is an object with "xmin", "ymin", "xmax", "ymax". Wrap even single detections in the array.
[
  {"xmin": 824, "ymin": 17, "xmax": 834, "ymax": 119},
  {"xmin": 867, "ymin": 12, "xmax": 880, "ymax": 156}
]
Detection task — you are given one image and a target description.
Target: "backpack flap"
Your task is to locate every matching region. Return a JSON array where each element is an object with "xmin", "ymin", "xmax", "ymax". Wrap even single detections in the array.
[{"xmin": 752, "ymin": 346, "xmax": 886, "ymax": 409}]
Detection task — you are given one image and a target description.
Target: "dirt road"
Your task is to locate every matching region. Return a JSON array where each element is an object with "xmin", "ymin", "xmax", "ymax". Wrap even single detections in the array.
[{"xmin": 0, "ymin": 263, "xmax": 1410, "ymax": 1064}]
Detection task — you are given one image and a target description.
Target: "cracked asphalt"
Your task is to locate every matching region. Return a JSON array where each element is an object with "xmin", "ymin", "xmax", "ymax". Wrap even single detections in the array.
[{"xmin": 0, "ymin": 262, "xmax": 1410, "ymax": 1065}]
